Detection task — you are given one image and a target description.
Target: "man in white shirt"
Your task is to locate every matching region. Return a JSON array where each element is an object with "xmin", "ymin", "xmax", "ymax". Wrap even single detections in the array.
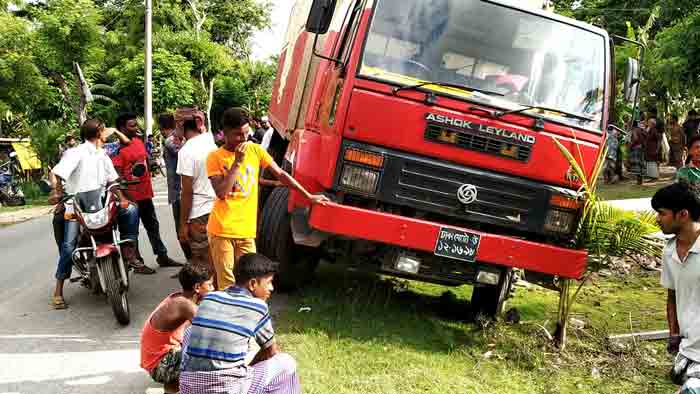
[
  {"xmin": 259, "ymin": 116, "xmax": 275, "ymax": 152},
  {"xmin": 653, "ymin": 182, "xmax": 700, "ymax": 392},
  {"xmin": 176, "ymin": 119, "xmax": 218, "ymax": 269},
  {"xmin": 48, "ymin": 119, "xmax": 140, "ymax": 310}
]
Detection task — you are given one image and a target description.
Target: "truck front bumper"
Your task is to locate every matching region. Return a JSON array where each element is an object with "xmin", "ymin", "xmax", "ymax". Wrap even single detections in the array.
[{"xmin": 309, "ymin": 202, "xmax": 587, "ymax": 279}]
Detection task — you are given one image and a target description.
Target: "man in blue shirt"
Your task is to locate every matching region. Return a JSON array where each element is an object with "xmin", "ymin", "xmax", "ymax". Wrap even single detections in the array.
[{"xmin": 180, "ymin": 253, "xmax": 300, "ymax": 394}]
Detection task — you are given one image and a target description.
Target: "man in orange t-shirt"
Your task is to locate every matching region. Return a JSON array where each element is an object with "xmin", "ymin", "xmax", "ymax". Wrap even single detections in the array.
[
  {"xmin": 140, "ymin": 265, "xmax": 214, "ymax": 393},
  {"xmin": 206, "ymin": 108, "xmax": 328, "ymax": 289}
]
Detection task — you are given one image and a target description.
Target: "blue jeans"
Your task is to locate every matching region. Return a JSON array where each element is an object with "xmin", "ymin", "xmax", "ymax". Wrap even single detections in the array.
[{"xmin": 55, "ymin": 204, "xmax": 140, "ymax": 281}]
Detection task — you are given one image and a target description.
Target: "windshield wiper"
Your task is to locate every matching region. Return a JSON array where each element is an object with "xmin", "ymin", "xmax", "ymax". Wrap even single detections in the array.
[
  {"xmin": 494, "ymin": 105, "xmax": 595, "ymax": 122},
  {"xmin": 392, "ymin": 81, "xmax": 504, "ymax": 97}
]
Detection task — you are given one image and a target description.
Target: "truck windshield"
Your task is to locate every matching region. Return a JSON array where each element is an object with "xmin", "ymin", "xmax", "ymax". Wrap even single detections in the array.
[{"xmin": 359, "ymin": 0, "xmax": 607, "ymax": 130}]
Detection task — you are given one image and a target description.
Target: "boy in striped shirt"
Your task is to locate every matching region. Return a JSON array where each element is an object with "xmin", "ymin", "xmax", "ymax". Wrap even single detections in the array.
[{"xmin": 180, "ymin": 253, "xmax": 300, "ymax": 394}]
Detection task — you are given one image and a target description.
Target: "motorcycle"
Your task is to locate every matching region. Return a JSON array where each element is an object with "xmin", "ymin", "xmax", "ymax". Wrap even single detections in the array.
[
  {"xmin": 61, "ymin": 164, "xmax": 145, "ymax": 325},
  {"xmin": 0, "ymin": 152, "xmax": 25, "ymax": 207},
  {"xmin": 148, "ymin": 143, "xmax": 165, "ymax": 178}
]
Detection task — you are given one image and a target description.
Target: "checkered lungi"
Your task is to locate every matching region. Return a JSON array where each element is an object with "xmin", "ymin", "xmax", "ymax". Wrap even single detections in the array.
[
  {"xmin": 179, "ymin": 353, "xmax": 301, "ymax": 394},
  {"xmin": 672, "ymin": 352, "xmax": 700, "ymax": 393}
]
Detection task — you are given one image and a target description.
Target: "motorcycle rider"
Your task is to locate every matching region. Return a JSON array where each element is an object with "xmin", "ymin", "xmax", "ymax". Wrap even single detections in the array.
[{"xmin": 48, "ymin": 119, "xmax": 141, "ymax": 310}]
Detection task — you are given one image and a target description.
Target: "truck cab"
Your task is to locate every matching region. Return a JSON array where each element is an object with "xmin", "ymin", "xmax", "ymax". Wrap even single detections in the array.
[{"xmin": 262, "ymin": 0, "xmax": 615, "ymax": 316}]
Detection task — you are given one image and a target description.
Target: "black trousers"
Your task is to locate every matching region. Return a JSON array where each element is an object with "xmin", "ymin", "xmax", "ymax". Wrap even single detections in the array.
[{"xmin": 52, "ymin": 208, "xmax": 64, "ymax": 253}]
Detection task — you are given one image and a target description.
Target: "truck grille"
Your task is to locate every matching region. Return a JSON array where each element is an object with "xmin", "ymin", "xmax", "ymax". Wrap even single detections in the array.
[
  {"xmin": 336, "ymin": 140, "xmax": 554, "ymax": 235},
  {"xmin": 391, "ymin": 160, "xmax": 544, "ymax": 232},
  {"xmin": 424, "ymin": 123, "xmax": 532, "ymax": 162}
]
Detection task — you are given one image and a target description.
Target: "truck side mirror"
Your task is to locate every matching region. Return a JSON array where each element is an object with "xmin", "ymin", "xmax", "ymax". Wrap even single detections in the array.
[
  {"xmin": 306, "ymin": 0, "xmax": 337, "ymax": 34},
  {"xmin": 623, "ymin": 57, "xmax": 639, "ymax": 103}
]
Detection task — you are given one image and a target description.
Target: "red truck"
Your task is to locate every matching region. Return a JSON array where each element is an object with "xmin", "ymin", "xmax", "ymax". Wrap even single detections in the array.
[{"xmin": 260, "ymin": 0, "xmax": 638, "ymax": 316}]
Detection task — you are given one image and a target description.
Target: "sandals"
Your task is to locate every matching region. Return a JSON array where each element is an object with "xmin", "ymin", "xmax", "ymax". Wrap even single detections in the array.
[
  {"xmin": 129, "ymin": 260, "xmax": 156, "ymax": 275},
  {"xmin": 50, "ymin": 296, "xmax": 68, "ymax": 310}
]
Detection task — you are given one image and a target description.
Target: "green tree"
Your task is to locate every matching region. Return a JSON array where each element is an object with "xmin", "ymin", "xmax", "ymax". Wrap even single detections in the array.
[
  {"xmin": 652, "ymin": 10, "xmax": 700, "ymax": 96},
  {"xmin": 237, "ymin": 59, "xmax": 278, "ymax": 118},
  {"xmin": 181, "ymin": 0, "xmax": 270, "ymax": 55},
  {"xmin": 33, "ymin": 0, "xmax": 105, "ymax": 124},
  {"xmin": 29, "ymin": 120, "xmax": 65, "ymax": 170},
  {"xmin": 108, "ymin": 49, "xmax": 195, "ymax": 114},
  {"xmin": 155, "ymin": 28, "xmax": 235, "ymax": 130},
  {"xmin": 0, "ymin": 12, "xmax": 50, "ymax": 135}
]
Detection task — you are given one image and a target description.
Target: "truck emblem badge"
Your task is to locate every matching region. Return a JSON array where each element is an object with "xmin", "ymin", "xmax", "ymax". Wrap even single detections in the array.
[{"xmin": 457, "ymin": 184, "xmax": 478, "ymax": 205}]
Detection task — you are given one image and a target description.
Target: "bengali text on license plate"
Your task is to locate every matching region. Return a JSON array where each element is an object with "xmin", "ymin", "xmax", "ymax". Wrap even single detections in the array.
[{"xmin": 434, "ymin": 227, "xmax": 481, "ymax": 262}]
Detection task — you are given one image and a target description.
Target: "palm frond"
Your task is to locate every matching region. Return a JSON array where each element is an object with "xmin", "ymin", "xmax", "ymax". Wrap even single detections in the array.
[
  {"xmin": 91, "ymin": 84, "xmax": 118, "ymax": 94},
  {"xmin": 91, "ymin": 94, "xmax": 120, "ymax": 106}
]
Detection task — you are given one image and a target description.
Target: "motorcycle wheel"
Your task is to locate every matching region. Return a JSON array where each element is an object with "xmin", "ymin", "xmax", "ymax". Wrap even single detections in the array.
[
  {"xmin": 89, "ymin": 262, "xmax": 101, "ymax": 294},
  {"xmin": 100, "ymin": 255, "xmax": 130, "ymax": 325}
]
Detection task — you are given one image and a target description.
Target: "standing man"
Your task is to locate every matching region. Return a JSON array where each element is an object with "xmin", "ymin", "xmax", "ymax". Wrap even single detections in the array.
[
  {"xmin": 653, "ymin": 182, "xmax": 700, "ymax": 392},
  {"xmin": 604, "ymin": 126, "xmax": 619, "ymax": 184},
  {"xmin": 645, "ymin": 117, "xmax": 662, "ymax": 181},
  {"xmin": 48, "ymin": 119, "xmax": 141, "ymax": 309},
  {"xmin": 113, "ymin": 112, "xmax": 183, "ymax": 273},
  {"xmin": 670, "ymin": 114, "xmax": 688, "ymax": 170},
  {"xmin": 259, "ymin": 116, "xmax": 275, "ymax": 152},
  {"xmin": 206, "ymin": 108, "xmax": 328, "ymax": 290},
  {"xmin": 685, "ymin": 110, "xmax": 700, "ymax": 148},
  {"xmin": 160, "ymin": 113, "xmax": 192, "ymax": 260},
  {"xmin": 176, "ymin": 119, "xmax": 217, "ymax": 269}
]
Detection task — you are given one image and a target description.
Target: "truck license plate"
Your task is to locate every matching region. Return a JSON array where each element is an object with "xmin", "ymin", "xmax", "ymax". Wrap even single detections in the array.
[{"xmin": 434, "ymin": 227, "xmax": 480, "ymax": 262}]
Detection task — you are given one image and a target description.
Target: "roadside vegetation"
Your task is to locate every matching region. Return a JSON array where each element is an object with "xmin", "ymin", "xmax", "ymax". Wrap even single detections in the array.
[{"xmin": 276, "ymin": 263, "xmax": 673, "ymax": 394}]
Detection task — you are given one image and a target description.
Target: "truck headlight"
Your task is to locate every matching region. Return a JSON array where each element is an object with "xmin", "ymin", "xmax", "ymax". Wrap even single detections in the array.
[
  {"xmin": 544, "ymin": 209, "xmax": 577, "ymax": 234},
  {"xmin": 545, "ymin": 194, "xmax": 582, "ymax": 234},
  {"xmin": 340, "ymin": 165, "xmax": 380, "ymax": 195}
]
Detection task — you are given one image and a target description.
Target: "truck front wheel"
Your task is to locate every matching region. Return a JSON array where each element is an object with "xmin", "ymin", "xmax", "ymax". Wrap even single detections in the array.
[
  {"xmin": 470, "ymin": 268, "xmax": 513, "ymax": 318},
  {"xmin": 258, "ymin": 187, "xmax": 319, "ymax": 291}
]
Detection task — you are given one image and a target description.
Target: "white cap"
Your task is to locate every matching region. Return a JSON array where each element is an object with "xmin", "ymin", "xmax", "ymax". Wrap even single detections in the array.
[{"xmin": 261, "ymin": 116, "xmax": 269, "ymax": 122}]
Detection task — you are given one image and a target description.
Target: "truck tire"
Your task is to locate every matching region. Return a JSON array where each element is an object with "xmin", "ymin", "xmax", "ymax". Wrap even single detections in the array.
[
  {"xmin": 101, "ymin": 255, "xmax": 130, "ymax": 325},
  {"xmin": 471, "ymin": 268, "xmax": 513, "ymax": 318},
  {"xmin": 258, "ymin": 187, "xmax": 318, "ymax": 291}
]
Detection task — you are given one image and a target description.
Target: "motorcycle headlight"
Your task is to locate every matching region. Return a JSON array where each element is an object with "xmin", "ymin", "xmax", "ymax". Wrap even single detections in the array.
[{"xmin": 83, "ymin": 209, "xmax": 110, "ymax": 230}]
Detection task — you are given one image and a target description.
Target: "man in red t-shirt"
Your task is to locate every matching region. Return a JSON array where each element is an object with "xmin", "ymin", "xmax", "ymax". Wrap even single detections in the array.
[{"xmin": 113, "ymin": 113, "xmax": 183, "ymax": 274}]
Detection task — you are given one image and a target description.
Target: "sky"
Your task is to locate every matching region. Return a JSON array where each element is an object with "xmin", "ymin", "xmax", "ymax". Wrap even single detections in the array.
[{"xmin": 250, "ymin": 0, "xmax": 294, "ymax": 61}]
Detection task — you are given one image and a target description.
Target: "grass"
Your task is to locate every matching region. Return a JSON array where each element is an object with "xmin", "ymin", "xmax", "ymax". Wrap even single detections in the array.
[
  {"xmin": 274, "ymin": 264, "xmax": 674, "ymax": 394},
  {"xmin": 598, "ymin": 178, "xmax": 673, "ymax": 201}
]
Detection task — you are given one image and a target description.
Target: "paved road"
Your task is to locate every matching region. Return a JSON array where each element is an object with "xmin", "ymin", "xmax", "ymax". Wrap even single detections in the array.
[{"xmin": 0, "ymin": 177, "xmax": 182, "ymax": 394}]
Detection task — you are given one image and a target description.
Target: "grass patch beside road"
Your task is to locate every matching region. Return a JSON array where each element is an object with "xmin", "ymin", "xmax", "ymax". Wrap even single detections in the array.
[
  {"xmin": 275, "ymin": 264, "xmax": 674, "ymax": 394},
  {"xmin": 598, "ymin": 178, "xmax": 673, "ymax": 201}
]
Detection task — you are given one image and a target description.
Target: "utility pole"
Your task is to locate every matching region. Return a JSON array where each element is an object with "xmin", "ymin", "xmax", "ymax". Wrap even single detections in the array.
[{"xmin": 144, "ymin": 0, "xmax": 153, "ymax": 135}]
